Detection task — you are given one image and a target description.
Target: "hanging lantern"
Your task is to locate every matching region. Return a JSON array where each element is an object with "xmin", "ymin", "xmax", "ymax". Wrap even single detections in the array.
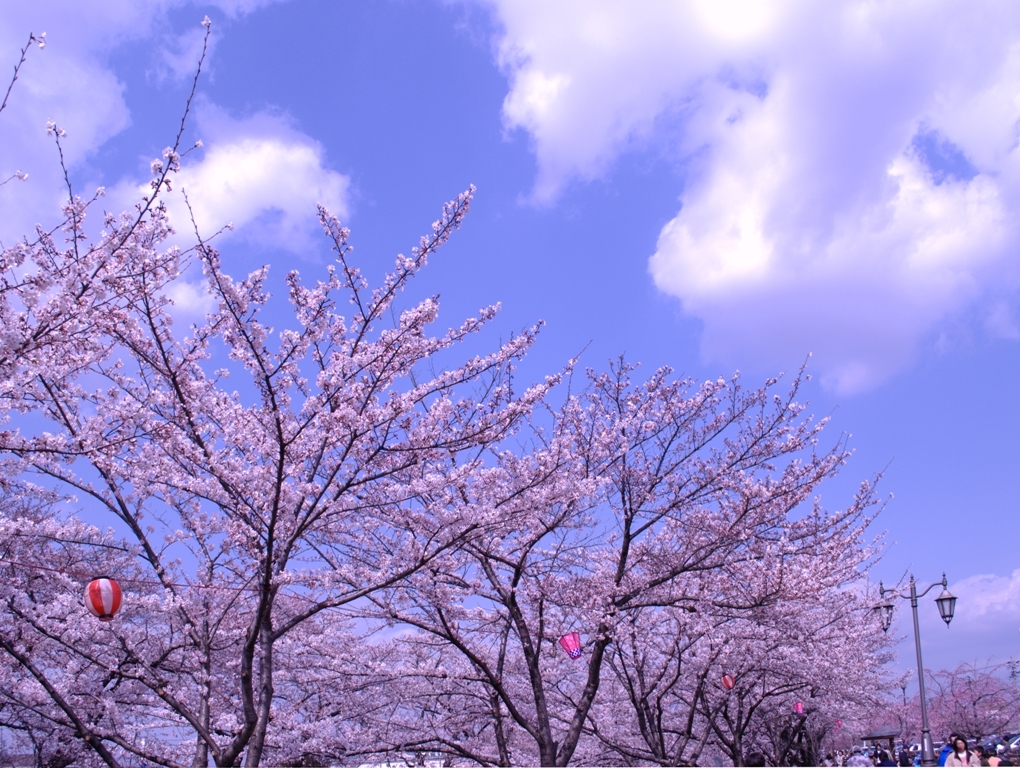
[
  {"xmin": 722, "ymin": 674, "xmax": 735, "ymax": 690},
  {"xmin": 84, "ymin": 577, "xmax": 122, "ymax": 621},
  {"xmin": 559, "ymin": 632, "xmax": 582, "ymax": 659},
  {"xmin": 793, "ymin": 701, "xmax": 805, "ymax": 715}
]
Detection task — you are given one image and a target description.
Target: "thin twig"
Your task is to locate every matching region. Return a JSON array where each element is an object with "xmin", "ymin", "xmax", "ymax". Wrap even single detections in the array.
[{"xmin": 0, "ymin": 32, "xmax": 43, "ymax": 118}]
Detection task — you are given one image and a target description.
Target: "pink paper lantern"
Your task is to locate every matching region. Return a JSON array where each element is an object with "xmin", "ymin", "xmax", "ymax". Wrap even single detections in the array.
[
  {"xmin": 793, "ymin": 701, "xmax": 805, "ymax": 715},
  {"xmin": 722, "ymin": 674, "xmax": 735, "ymax": 690},
  {"xmin": 559, "ymin": 631, "xmax": 582, "ymax": 659}
]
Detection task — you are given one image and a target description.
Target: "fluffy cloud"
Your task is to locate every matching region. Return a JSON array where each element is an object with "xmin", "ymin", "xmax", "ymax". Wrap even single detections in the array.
[
  {"xmin": 954, "ymin": 570, "xmax": 1020, "ymax": 622},
  {"xmin": 0, "ymin": 0, "xmax": 284, "ymax": 243},
  {"xmin": 881, "ymin": 570, "xmax": 1020, "ymax": 671},
  {"xmin": 487, "ymin": 0, "xmax": 1020, "ymax": 391},
  {"xmin": 0, "ymin": 0, "xmax": 346, "ymax": 320},
  {"xmin": 0, "ymin": 5, "xmax": 135, "ymax": 243},
  {"xmin": 154, "ymin": 105, "xmax": 350, "ymax": 253},
  {"xmin": 164, "ymin": 278, "xmax": 217, "ymax": 318}
]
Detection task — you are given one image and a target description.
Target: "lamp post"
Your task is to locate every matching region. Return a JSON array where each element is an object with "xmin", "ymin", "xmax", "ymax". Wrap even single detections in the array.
[{"xmin": 874, "ymin": 573, "xmax": 957, "ymax": 767}]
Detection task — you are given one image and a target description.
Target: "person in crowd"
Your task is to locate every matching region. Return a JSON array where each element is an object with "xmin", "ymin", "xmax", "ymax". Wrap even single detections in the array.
[
  {"xmin": 985, "ymin": 745, "xmax": 1013, "ymax": 767},
  {"xmin": 899, "ymin": 749, "xmax": 915, "ymax": 767},
  {"xmin": 942, "ymin": 736, "xmax": 962, "ymax": 766},
  {"xmin": 945, "ymin": 736, "xmax": 982, "ymax": 766},
  {"xmin": 973, "ymin": 745, "xmax": 990, "ymax": 767},
  {"xmin": 848, "ymin": 746, "xmax": 874, "ymax": 767},
  {"xmin": 877, "ymin": 749, "xmax": 897, "ymax": 766}
]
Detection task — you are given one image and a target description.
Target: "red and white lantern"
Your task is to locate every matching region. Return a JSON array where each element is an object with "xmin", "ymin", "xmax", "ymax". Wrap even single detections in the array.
[
  {"xmin": 793, "ymin": 701, "xmax": 805, "ymax": 715},
  {"xmin": 722, "ymin": 674, "xmax": 735, "ymax": 690},
  {"xmin": 559, "ymin": 631, "xmax": 582, "ymax": 660},
  {"xmin": 84, "ymin": 577, "xmax": 122, "ymax": 622}
]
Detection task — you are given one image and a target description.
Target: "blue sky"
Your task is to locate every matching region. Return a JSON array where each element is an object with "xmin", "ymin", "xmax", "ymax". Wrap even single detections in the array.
[{"xmin": 2, "ymin": 0, "xmax": 1019, "ymax": 678}]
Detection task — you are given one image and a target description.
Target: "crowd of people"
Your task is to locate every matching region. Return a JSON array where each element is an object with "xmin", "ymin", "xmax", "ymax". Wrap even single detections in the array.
[{"xmin": 812, "ymin": 735, "xmax": 1016, "ymax": 767}]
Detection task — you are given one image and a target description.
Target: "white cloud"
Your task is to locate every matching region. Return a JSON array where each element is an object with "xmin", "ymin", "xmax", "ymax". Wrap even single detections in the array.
[
  {"xmin": 99, "ymin": 104, "xmax": 350, "ymax": 319},
  {"xmin": 0, "ymin": 0, "xmax": 344, "ymax": 323},
  {"xmin": 165, "ymin": 278, "xmax": 217, "ymax": 318},
  {"xmin": 929, "ymin": 569, "xmax": 1020, "ymax": 666},
  {"xmin": 152, "ymin": 104, "xmax": 350, "ymax": 253},
  {"xmin": 155, "ymin": 26, "xmax": 219, "ymax": 84},
  {"xmin": 0, "ymin": 0, "xmax": 287, "ymax": 244},
  {"xmin": 883, "ymin": 570, "xmax": 1020, "ymax": 671},
  {"xmin": 954, "ymin": 570, "xmax": 1020, "ymax": 622},
  {"xmin": 486, "ymin": 0, "xmax": 1020, "ymax": 392},
  {"xmin": 0, "ymin": 6, "xmax": 137, "ymax": 243}
]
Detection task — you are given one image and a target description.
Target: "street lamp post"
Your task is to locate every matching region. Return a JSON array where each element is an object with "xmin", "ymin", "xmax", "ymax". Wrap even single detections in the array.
[{"xmin": 874, "ymin": 573, "xmax": 957, "ymax": 768}]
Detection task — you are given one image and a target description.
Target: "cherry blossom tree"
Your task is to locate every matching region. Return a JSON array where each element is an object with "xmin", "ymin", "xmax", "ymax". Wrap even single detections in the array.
[
  {"xmin": 903, "ymin": 663, "xmax": 1020, "ymax": 743},
  {"xmin": 0, "ymin": 27, "xmax": 198, "ymax": 416},
  {"xmin": 0, "ymin": 484, "xmax": 159, "ymax": 768},
  {"xmin": 0, "ymin": 22, "xmax": 561, "ymax": 767},
  {"xmin": 0, "ymin": 23, "xmax": 894, "ymax": 768},
  {"xmin": 0, "ymin": 178, "xmax": 554, "ymax": 768},
  {"xmin": 0, "ymin": 485, "xmax": 117, "ymax": 768},
  {"xmin": 364, "ymin": 362, "xmax": 885, "ymax": 766},
  {"xmin": 702, "ymin": 595, "xmax": 892, "ymax": 767},
  {"xmin": 581, "ymin": 529, "xmax": 890, "ymax": 767}
]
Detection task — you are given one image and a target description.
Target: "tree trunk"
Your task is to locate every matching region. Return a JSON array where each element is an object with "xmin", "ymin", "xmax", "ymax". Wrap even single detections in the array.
[{"xmin": 243, "ymin": 620, "xmax": 275, "ymax": 767}]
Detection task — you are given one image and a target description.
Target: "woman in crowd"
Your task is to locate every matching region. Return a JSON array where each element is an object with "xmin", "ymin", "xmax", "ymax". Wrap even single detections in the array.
[{"xmin": 945, "ymin": 736, "xmax": 982, "ymax": 767}]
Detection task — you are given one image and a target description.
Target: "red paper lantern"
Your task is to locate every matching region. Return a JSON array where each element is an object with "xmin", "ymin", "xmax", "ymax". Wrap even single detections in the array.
[
  {"xmin": 559, "ymin": 631, "xmax": 582, "ymax": 659},
  {"xmin": 793, "ymin": 701, "xmax": 804, "ymax": 715},
  {"xmin": 84, "ymin": 577, "xmax": 122, "ymax": 621},
  {"xmin": 722, "ymin": 674, "xmax": 735, "ymax": 690}
]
